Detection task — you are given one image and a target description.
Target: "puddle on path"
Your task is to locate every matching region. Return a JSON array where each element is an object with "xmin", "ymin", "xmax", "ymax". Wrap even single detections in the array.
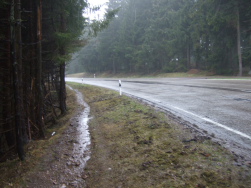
[{"xmin": 67, "ymin": 85, "xmax": 91, "ymax": 176}]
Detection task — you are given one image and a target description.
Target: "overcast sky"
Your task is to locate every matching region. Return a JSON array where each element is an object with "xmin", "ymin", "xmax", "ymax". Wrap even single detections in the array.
[{"xmin": 86, "ymin": 0, "xmax": 109, "ymax": 20}]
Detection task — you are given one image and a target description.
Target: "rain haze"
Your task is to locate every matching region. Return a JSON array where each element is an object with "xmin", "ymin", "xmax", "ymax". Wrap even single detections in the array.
[
  {"xmin": 67, "ymin": 0, "xmax": 251, "ymax": 165},
  {"xmin": 1, "ymin": 0, "xmax": 251, "ymax": 187},
  {"xmin": 86, "ymin": 0, "xmax": 108, "ymax": 20}
]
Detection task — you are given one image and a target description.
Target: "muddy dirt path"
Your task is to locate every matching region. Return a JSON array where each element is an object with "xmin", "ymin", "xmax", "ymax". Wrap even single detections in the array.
[{"xmin": 25, "ymin": 87, "xmax": 91, "ymax": 188}]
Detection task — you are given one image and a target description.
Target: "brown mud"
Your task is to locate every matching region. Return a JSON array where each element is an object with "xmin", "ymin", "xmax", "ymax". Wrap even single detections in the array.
[
  {"xmin": 23, "ymin": 86, "xmax": 92, "ymax": 188},
  {"xmin": 0, "ymin": 86, "xmax": 91, "ymax": 188}
]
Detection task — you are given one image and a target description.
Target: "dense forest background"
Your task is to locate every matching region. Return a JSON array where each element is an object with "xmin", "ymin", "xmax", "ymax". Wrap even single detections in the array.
[
  {"xmin": 0, "ymin": 0, "xmax": 88, "ymax": 161},
  {"xmin": 0, "ymin": 0, "xmax": 251, "ymax": 161},
  {"xmin": 68, "ymin": 0, "xmax": 251, "ymax": 76}
]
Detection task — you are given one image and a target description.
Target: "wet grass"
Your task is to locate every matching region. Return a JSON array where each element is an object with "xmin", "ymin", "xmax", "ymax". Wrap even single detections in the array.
[
  {"xmin": 69, "ymin": 83, "xmax": 251, "ymax": 188},
  {"xmin": 67, "ymin": 71, "xmax": 251, "ymax": 80}
]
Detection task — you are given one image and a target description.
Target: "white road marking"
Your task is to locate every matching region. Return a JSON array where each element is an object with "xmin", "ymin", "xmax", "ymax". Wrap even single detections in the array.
[
  {"xmin": 66, "ymin": 78, "xmax": 251, "ymax": 140},
  {"xmin": 173, "ymin": 106, "xmax": 251, "ymax": 140}
]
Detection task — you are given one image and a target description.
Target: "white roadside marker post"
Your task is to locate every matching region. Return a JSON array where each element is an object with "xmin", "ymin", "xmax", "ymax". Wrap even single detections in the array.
[
  {"xmin": 94, "ymin": 74, "xmax": 96, "ymax": 78},
  {"xmin": 119, "ymin": 80, "xmax": 122, "ymax": 95}
]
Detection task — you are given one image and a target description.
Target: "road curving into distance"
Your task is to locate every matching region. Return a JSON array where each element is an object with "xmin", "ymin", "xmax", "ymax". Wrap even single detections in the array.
[{"xmin": 66, "ymin": 77, "xmax": 251, "ymax": 161}]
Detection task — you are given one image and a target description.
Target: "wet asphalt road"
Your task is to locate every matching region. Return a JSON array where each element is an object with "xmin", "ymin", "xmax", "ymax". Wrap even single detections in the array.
[{"xmin": 66, "ymin": 77, "xmax": 251, "ymax": 160}]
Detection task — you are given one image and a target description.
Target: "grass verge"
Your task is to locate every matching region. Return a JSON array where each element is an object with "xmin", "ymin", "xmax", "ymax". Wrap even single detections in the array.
[
  {"xmin": 66, "ymin": 69, "xmax": 215, "ymax": 78},
  {"xmin": 69, "ymin": 83, "xmax": 251, "ymax": 188}
]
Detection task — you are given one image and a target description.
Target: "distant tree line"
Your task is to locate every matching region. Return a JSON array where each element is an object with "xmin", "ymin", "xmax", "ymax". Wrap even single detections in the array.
[
  {"xmin": 70, "ymin": 0, "xmax": 251, "ymax": 76},
  {"xmin": 0, "ymin": 0, "xmax": 87, "ymax": 161}
]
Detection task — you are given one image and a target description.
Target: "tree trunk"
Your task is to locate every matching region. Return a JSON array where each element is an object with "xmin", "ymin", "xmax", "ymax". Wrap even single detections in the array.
[
  {"xmin": 27, "ymin": 0, "xmax": 36, "ymax": 140},
  {"xmin": 59, "ymin": 64, "xmax": 67, "ymax": 114},
  {"xmin": 35, "ymin": 0, "xmax": 45, "ymax": 137},
  {"xmin": 237, "ymin": 5, "xmax": 242, "ymax": 76},
  {"xmin": 113, "ymin": 56, "xmax": 116, "ymax": 74},
  {"xmin": 1, "ymin": 4, "xmax": 15, "ymax": 149},
  {"xmin": 186, "ymin": 40, "xmax": 191, "ymax": 70},
  {"xmin": 12, "ymin": 0, "xmax": 25, "ymax": 160},
  {"xmin": 59, "ymin": 13, "xmax": 67, "ymax": 115}
]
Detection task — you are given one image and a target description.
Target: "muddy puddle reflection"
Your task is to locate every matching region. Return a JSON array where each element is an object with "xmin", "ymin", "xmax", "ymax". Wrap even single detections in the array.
[{"xmin": 67, "ymin": 86, "xmax": 91, "ymax": 180}]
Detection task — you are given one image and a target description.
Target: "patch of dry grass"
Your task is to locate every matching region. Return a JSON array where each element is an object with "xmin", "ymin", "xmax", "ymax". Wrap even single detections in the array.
[{"xmin": 70, "ymin": 83, "xmax": 251, "ymax": 188}]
